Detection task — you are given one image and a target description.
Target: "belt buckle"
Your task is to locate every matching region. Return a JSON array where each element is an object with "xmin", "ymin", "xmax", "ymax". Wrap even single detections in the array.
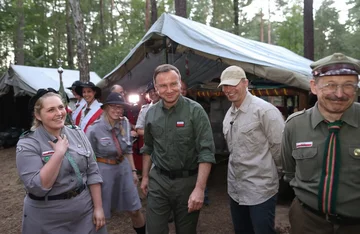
[
  {"xmin": 325, "ymin": 213, "xmax": 339, "ymax": 224},
  {"xmin": 68, "ymin": 190, "xmax": 78, "ymax": 198},
  {"xmin": 168, "ymin": 172, "xmax": 176, "ymax": 180}
]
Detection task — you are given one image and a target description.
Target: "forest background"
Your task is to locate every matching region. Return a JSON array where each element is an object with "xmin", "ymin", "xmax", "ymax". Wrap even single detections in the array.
[{"xmin": 1, "ymin": 0, "xmax": 360, "ymax": 79}]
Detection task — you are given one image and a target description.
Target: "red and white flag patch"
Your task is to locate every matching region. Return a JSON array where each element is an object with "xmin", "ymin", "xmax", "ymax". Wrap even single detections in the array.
[
  {"xmin": 176, "ymin": 121, "xmax": 185, "ymax": 127},
  {"xmin": 296, "ymin": 142, "xmax": 313, "ymax": 148},
  {"xmin": 42, "ymin": 150, "xmax": 55, "ymax": 156}
]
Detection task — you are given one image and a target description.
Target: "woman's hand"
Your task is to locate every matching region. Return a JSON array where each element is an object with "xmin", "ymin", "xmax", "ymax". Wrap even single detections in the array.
[
  {"xmin": 133, "ymin": 171, "xmax": 139, "ymax": 185},
  {"xmin": 48, "ymin": 134, "xmax": 69, "ymax": 156},
  {"xmin": 93, "ymin": 207, "xmax": 106, "ymax": 231}
]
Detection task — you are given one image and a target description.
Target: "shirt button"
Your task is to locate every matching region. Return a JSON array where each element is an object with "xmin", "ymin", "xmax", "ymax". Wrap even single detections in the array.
[{"xmin": 71, "ymin": 179, "xmax": 74, "ymax": 182}]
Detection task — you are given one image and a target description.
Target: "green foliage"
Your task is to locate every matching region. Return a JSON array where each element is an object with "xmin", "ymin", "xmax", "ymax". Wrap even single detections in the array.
[{"xmin": 273, "ymin": 3, "xmax": 304, "ymax": 56}]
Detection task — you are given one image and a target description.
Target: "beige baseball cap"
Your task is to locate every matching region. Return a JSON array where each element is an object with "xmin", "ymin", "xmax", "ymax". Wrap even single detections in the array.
[{"xmin": 218, "ymin": 66, "xmax": 247, "ymax": 87}]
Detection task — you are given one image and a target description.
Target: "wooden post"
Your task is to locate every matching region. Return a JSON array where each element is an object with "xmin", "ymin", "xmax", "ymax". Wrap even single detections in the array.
[{"xmin": 298, "ymin": 91, "xmax": 309, "ymax": 110}]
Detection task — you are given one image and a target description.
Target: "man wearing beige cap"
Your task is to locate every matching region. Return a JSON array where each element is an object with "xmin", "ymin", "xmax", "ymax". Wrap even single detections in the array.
[
  {"xmin": 281, "ymin": 53, "xmax": 360, "ymax": 234},
  {"xmin": 219, "ymin": 65, "xmax": 284, "ymax": 234}
]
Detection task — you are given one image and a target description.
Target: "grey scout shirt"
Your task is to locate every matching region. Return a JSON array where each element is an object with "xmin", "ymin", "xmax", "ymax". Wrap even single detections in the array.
[
  {"xmin": 281, "ymin": 102, "xmax": 360, "ymax": 218},
  {"xmin": 86, "ymin": 116, "xmax": 133, "ymax": 159},
  {"xmin": 16, "ymin": 125, "xmax": 103, "ymax": 197},
  {"xmin": 142, "ymin": 95, "xmax": 216, "ymax": 171}
]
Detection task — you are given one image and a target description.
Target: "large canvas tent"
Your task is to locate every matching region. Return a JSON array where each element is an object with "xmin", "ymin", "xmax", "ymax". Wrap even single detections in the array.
[
  {"xmin": 0, "ymin": 65, "xmax": 101, "ymax": 132},
  {"xmin": 98, "ymin": 13, "xmax": 313, "ymax": 96}
]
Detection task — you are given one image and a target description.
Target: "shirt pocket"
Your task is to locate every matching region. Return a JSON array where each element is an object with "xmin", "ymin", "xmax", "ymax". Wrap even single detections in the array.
[
  {"xmin": 348, "ymin": 147, "xmax": 360, "ymax": 183},
  {"xmin": 292, "ymin": 147, "xmax": 318, "ymax": 182},
  {"xmin": 239, "ymin": 121, "xmax": 265, "ymax": 151},
  {"xmin": 175, "ymin": 126, "xmax": 191, "ymax": 154},
  {"xmin": 74, "ymin": 149, "xmax": 90, "ymax": 172}
]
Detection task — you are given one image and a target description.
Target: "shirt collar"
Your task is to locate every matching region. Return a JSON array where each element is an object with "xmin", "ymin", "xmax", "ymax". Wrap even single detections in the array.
[
  {"xmin": 159, "ymin": 95, "xmax": 183, "ymax": 111},
  {"xmin": 230, "ymin": 91, "xmax": 252, "ymax": 114},
  {"xmin": 311, "ymin": 102, "xmax": 358, "ymax": 128}
]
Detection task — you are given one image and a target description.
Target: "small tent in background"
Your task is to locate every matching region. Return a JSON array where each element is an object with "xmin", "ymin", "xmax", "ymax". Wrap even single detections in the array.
[{"xmin": 0, "ymin": 64, "xmax": 101, "ymax": 148}]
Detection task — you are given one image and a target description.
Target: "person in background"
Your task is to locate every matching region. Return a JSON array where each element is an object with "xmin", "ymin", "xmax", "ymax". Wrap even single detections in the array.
[
  {"xmin": 281, "ymin": 53, "xmax": 360, "ymax": 234},
  {"xmin": 219, "ymin": 66, "xmax": 284, "ymax": 234},
  {"xmin": 111, "ymin": 84, "xmax": 126, "ymax": 97},
  {"xmin": 86, "ymin": 92, "xmax": 145, "ymax": 234},
  {"xmin": 75, "ymin": 82, "xmax": 102, "ymax": 133},
  {"xmin": 111, "ymin": 84, "xmax": 138, "ymax": 138},
  {"xmin": 16, "ymin": 88, "xmax": 107, "ymax": 234},
  {"xmin": 67, "ymin": 80, "xmax": 86, "ymax": 124},
  {"xmin": 181, "ymin": 80, "xmax": 188, "ymax": 96},
  {"xmin": 135, "ymin": 81, "xmax": 160, "ymax": 136},
  {"xmin": 140, "ymin": 64, "xmax": 216, "ymax": 234}
]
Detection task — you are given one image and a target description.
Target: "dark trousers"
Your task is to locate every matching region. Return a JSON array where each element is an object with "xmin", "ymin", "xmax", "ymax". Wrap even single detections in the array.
[
  {"xmin": 289, "ymin": 197, "xmax": 360, "ymax": 234},
  {"xmin": 146, "ymin": 168, "xmax": 199, "ymax": 234},
  {"xmin": 229, "ymin": 194, "xmax": 277, "ymax": 234}
]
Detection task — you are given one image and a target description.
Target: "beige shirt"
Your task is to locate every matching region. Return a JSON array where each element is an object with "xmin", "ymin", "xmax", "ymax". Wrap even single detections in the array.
[{"xmin": 223, "ymin": 92, "xmax": 284, "ymax": 205}]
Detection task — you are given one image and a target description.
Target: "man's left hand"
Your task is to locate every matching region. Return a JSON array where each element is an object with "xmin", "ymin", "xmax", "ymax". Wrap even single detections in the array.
[{"xmin": 187, "ymin": 187, "xmax": 204, "ymax": 213}]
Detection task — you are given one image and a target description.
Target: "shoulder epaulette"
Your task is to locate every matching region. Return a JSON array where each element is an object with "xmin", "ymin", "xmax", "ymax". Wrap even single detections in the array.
[
  {"xmin": 285, "ymin": 109, "xmax": 306, "ymax": 123},
  {"xmin": 20, "ymin": 130, "xmax": 33, "ymax": 138}
]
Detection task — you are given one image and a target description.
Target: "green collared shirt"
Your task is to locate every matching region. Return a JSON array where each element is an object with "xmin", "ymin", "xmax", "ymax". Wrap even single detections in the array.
[
  {"xmin": 281, "ymin": 102, "xmax": 360, "ymax": 218},
  {"xmin": 141, "ymin": 95, "xmax": 215, "ymax": 171}
]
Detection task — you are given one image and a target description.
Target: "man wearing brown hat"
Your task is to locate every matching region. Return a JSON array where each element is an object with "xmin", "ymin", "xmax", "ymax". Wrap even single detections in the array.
[
  {"xmin": 219, "ymin": 65, "xmax": 284, "ymax": 234},
  {"xmin": 281, "ymin": 53, "xmax": 360, "ymax": 234}
]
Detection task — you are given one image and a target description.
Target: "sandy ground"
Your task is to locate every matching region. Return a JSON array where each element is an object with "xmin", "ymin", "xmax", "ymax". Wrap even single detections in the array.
[{"xmin": 0, "ymin": 147, "xmax": 290, "ymax": 234}]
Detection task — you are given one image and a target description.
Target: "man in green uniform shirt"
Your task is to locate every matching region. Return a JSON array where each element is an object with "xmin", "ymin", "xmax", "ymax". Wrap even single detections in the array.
[
  {"xmin": 140, "ymin": 64, "xmax": 216, "ymax": 234},
  {"xmin": 281, "ymin": 53, "xmax": 360, "ymax": 234}
]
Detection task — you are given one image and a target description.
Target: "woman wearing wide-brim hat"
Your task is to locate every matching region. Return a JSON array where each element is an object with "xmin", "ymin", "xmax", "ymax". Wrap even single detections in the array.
[
  {"xmin": 67, "ymin": 81, "xmax": 87, "ymax": 124},
  {"xmin": 86, "ymin": 92, "xmax": 146, "ymax": 234},
  {"xmin": 74, "ymin": 82, "xmax": 103, "ymax": 132}
]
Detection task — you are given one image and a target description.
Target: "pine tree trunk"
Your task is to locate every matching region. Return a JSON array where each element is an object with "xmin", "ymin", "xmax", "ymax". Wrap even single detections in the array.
[
  {"xmin": 66, "ymin": 1, "xmax": 74, "ymax": 69},
  {"xmin": 234, "ymin": 0, "xmax": 239, "ymax": 35},
  {"xmin": 175, "ymin": 0, "xmax": 186, "ymax": 17},
  {"xmin": 99, "ymin": 0, "xmax": 106, "ymax": 47},
  {"xmin": 151, "ymin": 0, "xmax": 158, "ymax": 24},
  {"xmin": 145, "ymin": 0, "xmax": 151, "ymax": 30},
  {"xmin": 304, "ymin": 0, "xmax": 314, "ymax": 60},
  {"xmin": 68, "ymin": 0, "xmax": 90, "ymax": 82},
  {"xmin": 15, "ymin": 0, "xmax": 24, "ymax": 65}
]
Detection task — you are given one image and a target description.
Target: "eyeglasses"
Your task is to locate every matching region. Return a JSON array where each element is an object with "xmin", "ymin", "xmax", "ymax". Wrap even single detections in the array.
[
  {"xmin": 109, "ymin": 104, "xmax": 124, "ymax": 110},
  {"xmin": 318, "ymin": 83, "xmax": 358, "ymax": 94}
]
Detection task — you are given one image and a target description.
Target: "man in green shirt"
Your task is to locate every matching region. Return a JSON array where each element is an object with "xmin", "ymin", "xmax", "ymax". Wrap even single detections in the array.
[
  {"xmin": 140, "ymin": 64, "xmax": 215, "ymax": 234},
  {"xmin": 281, "ymin": 53, "xmax": 360, "ymax": 234}
]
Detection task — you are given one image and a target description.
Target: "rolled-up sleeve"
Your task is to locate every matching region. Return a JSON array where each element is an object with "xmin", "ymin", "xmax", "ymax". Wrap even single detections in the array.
[
  {"xmin": 193, "ymin": 106, "xmax": 216, "ymax": 164},
  {"xmin": 81, "ymin": 131, "xmax": 103, "ymax": 185},
  {"xmin": 16, "ymin": 139, "xmax": 51, "ymax": 196},
  {"xmin": 135, "ymin": 107, "xmax": 146, "ymax": 130},
  {"xmin": 281, "ymin": 123, "xmax": 296, "ymax": 182},
  {"xmin": 140, "ymin": 111, "xmax": 154, "ymax": 155}
]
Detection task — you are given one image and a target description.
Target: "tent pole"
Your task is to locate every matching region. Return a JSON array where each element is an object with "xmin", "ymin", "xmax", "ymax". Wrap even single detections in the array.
[{"xmin": 163, "ymin": 36, "xmax": 168, "ymax": 64}]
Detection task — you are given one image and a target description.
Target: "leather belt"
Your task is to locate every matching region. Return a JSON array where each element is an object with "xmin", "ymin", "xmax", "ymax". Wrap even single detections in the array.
[
  {"xmin": 28, "ymin": 184, "xmax": 86, "ymax": 201},
  {"xmin": 298, "ymin": 198, "xmax": 360, "ymax": 225},
  {"xmin": 96, "ymin": 156, "xmax": 124, "ymax": 165},
  {"xmin": 155, "ymin": 166, "xmax": 198, "ymax": 180}
]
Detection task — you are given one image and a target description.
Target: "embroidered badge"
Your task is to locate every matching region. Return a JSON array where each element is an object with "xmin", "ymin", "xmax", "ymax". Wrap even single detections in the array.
[
  {"xmin": 42, "ymin": 150, "xmax": 55, "ymax": 156},
  {"xmin": 296, "ymin": 142, "xmax": 313, "ymax": 148},
  {"xmin": 354, "ymin": 148, "xmax": 360, "ymax": 156},
  {"xmin": 176, "ymin": 121, "xmax": 185, "ymax": 127}
]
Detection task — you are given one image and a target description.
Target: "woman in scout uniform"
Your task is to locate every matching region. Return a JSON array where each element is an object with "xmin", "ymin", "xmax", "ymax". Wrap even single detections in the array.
[
  {"xmin": 67, "ymin": 80, "xmax": 86, "ymax": 124},
  {"xmin": 86, "ymin": 92, "xmax": 145, "ymax": 234},
  {"xmin": 16, "ymin": 88, "xmax": 107, "ymax": 234},
  {"xmin": 75, "ymin": 82, "xmax": 103, "ymax": 132}
]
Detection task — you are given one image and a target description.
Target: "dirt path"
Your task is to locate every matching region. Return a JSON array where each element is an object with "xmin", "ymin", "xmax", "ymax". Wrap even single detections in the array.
[{"xmin": 0, "ymin": 147, "xmax": 290, "ymax": 234}]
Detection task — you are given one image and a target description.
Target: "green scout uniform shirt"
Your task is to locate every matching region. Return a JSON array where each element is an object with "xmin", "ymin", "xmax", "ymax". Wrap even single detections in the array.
[
  {"xmin": 281, "ymin": 102, "xmax": 360, "ymax": 218},
  {"xmin": 142, "ymin": 95, "xmax": 216, "ymax": 171}
]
